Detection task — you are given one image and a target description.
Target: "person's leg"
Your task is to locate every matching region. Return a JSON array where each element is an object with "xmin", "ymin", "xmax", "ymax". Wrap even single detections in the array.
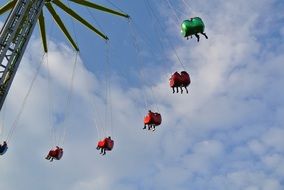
[
  {"xmin": 180, "ymin": 87, "xmax": 183, "ymax": 94},
  {"xmin": 185, "ymin": 86, "xmax": 189, "ymax": 93},
  {"xmin": 195, "ymin": 34, "xmax": 200, "ymax": 42},
  {"xmin": 172, "ymin": 87, "xmax": 175, "ymax": 93},
  {"xmin": 201, "ymin": 32, "xmax": 208, "ymax": 39}
]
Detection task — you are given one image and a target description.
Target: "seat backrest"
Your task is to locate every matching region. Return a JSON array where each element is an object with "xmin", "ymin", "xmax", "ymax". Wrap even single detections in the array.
[
  {"xmin": 98, "ymin": 140, "xmax": 106, "ymax": 148},
  {"xmin": 105, "ymin": 138, "xmax": 114, "ymax": 151},
  {"xmin": 180, "ymin": 71, "xmax": 190, "ymax": 86},
  {"xmin": 153, "ymin": 113, "xmax": 162, "ymax": 125},
  {"xmin": 56, "ymin": 149, "xmax": 63, "ymax": 160},
  {"xmin": 170, "ymin": 72, "xmax": 182, "ymax": 87},
  {"xmin": 0, "ymin": 146, "xmax": 8, "ymax": 155}
]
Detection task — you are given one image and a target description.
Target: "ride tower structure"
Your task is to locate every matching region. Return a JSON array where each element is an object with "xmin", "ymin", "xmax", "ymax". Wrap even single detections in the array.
[
  {"xmin": 0, "ymin": 0, "xmax": 129, "ymax": 111},
  {"xmin": 0, "ymin": 0, "xmax": 45, "ymax": 110}
]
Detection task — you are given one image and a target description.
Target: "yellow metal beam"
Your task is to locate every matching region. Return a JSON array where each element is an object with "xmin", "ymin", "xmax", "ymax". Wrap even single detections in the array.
[
  {"xmin": 45, "ymin": 3, "xmax": 79, "ymax": 51},
  {"xmin": 70, "ymin": 0, "xmax": 130, "ymax": 18},
  {"xmin": 52, "ymin": 0, "xmax": 108, "ymax": 40},
  {"xmin": 38, "ymin": 11, "xmax": 48, "ymax": 52},
  {"xmin": 0, "ymin": 1, "xmax": 16, "ymax": 15}
]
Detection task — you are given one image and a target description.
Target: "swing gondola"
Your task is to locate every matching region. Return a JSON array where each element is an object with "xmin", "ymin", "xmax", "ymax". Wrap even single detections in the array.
[
  {"xmin": 0, "ymin": 141, "xmax": 8, "ymax": 155},
  {"xmin": 181, "ymin": 17, "xmax": 208, "ymax": 42},
  {"xmin": 96, "ymin": 137, "xmax": 114, "ymax": 155},
  {"xmin": 143, "ymin": 110, "xmax": 162, "ymax": 131},
  {"xmin": 169, "ymin": 71, "xmax": 191, "ymax": 93},
  {"xmin": 45, "ymin": 146, "xmax": 63, "ymax": 162}
]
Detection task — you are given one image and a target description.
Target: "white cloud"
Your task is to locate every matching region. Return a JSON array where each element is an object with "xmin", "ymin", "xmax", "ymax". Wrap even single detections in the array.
[{"xmin": 1, "ymin": 0, "xmax": 284, "ymax": 190}]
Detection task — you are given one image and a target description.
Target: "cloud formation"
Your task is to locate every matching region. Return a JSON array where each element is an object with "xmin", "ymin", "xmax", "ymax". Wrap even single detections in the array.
[{"xmin": 1, "ymin": 0, "xmax": 284, "ymax": 190}]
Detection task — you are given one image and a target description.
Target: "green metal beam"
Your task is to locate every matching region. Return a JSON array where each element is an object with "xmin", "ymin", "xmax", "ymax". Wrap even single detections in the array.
[
  {"xmin": 52, "ymin": 0, "xmax": 108, "ymax": 40},
  {"xmin": 45, "ymin": 3, "xmax": 79, "ymax": 51},
  {"xmin": 0, "ymin": 1, "xmax": 16, "ymax": 15},
  {"xmin": 38, "ymin": 11, "xmax": 48, "ymax": 52},
  {"xmin": 69, "ymin": 0, "xmax": 130, "ymax": 18}
]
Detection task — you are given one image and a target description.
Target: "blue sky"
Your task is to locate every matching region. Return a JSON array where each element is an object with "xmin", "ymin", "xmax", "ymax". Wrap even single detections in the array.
[{"xmin": 1, "ymin": 0, "xmax": 284, "ymax": 190}]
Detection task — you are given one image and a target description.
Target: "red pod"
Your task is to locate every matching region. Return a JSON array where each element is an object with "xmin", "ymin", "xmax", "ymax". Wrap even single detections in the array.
[
  {"xmin": 48, "ymin": 150, "xmax": 57, "ymax": 157},
  {"xmin": 169, "ymin": 72, "xmax": 182, "ymax": 87},
  {"xmin": 105, "ymin": 138, "xmax": 114, "ymax": 151},
  {"xmin": 180, "ymin": 71, "xmax": 190, "ymax": 87},
  {"xmin": 153, "ymin": 113, "xmax": 162, "ymax": 126},
  {"xmin": 144, "ymin": 112, "xmax": 155, "ymax": 124},
  {"xmin": 55, "ymin": 148, "xmax": 63, "ymax": 160},
  {"xmin": 98, "ymin": 140, "xmax": 106, "ymax": 148},
  {"xmin": 48, "ymin": 147, "xmax": 63, "ymax": 160}
]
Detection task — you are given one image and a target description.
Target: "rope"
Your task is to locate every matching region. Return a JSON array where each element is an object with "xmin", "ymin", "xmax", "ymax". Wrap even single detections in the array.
[
  {"xmin": 60, "ymin": 51, "xmax": 78, "ymax": 145},
  {"xmin": 169, "ymin": 40, "xmax": 186, "ymax": 70},
  {"xmin": 165, "ymin": 0, "xmax": 180, "ymax": 24},
  {"xmin": 149, "ymin": 86, "xmax": 159, "ymax": 112},
  {"xmin": 85, "ymin": 3, "xmax": 111, "ymax": 137},
  {"xmin": 85, "ymin": 6, "xmax": 108, "ymax": 43},
  {"xmin": 143, "ymin": 1, "xmax": 167, "ymax": 53},
  {"xmin": 83, "ymin": 2, "xmax": 110, "ymax": 139},
  {"xmin": 104, "ymin": 44, "xmax": 108, "ymax": 137},
  {"xmin": 169, "ymin": 0, "xmax": 191, "ymax": 18},
  {"xmin": 105, "ymin": 42, "xmax": 113, "ymax": 137},
  {"xmin": 143, "ymin": 0, "xmax": 179, "ymax": 87},
  {"xmin": 128, "ymin": 20, "xmax": 162, "ymax": 113},
  {"xmin": 46, "ymin": 53, "xmax": 57, "ymax": 147},
  {"xmin": 57, "ymin": 1, "xmax": 80, "ymax": 146},
  {"xmin": 67, "ymin": 0, "xmax": 80, "ymax": 47},
  {"xmin": 105, "ymin": 0, "xmax": 127, "ymax": 14},
  {"xmin": 145, "ymin": 0, "xmax": 186, "ymax": 71},
  {"xmin": 181, "ymin": 0, "xmax": 197, "ymax": 15},
  {"xmin": 93, "ymin": 110, "xmax": 101, "ymax": 141},
  {"xmin": 182, "ymin": 0, "xmax": 192, "ymax": 10},
  {"xmin": 128, "ymin": 20, "xmax": 149, "ymax": 111},
  {"xmin": 6, "ymin": 53, "xmax": 46, "ymax": 143},
  {"xmin": 91, "ymin": 91, "xmax": 104, "ymax": 140}
]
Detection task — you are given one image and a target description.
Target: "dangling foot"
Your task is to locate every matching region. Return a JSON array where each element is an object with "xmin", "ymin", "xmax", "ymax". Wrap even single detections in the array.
[
  {"xmin": 201, "ymin": 32, "xmax": 208, "ymax": 39},
  {"xmin": 195, "ymin": 34, "xmax": 200, "ymax": 42},
  {"xmin": 185, "ymin": 87, "xmax": 189, "ymax": 94}
]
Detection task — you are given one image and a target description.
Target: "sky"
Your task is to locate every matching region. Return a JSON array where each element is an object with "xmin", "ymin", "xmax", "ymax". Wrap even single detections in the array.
[{"xmin": 0, "ymin": 0, "xmax": 284, "ymax": 190}]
